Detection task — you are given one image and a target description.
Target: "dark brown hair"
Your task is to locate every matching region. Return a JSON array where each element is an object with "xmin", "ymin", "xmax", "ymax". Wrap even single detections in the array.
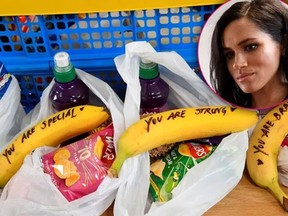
[{"xmin": 210, "ymin": 0, "xmax": 288, "ymax": 107}]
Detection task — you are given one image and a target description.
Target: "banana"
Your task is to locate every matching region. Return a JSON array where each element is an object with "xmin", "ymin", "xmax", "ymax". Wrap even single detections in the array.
[
  {"xmin": 0, "ymin": 105, "xmax": 109, "ymax": 188},
  {"xmin": 247, "ymin": 101, "xmax": 288, "ymax": 211},
  {"xmin": 109, "ymin": 106, "xmax": 259, "ymax": 177}
]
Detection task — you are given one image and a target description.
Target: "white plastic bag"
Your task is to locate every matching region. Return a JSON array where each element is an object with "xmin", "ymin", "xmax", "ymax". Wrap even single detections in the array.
[
  {"xmin": 0, "ymin": 69, "xmax": 125, "ymax": 216},
  {"xmin": 0, "ymin": 75, "xmax": 26, "ymax": 197},
  {"xmin": 278, "ymin": 146, "xmax": 288, "ymax": 187},
  {"xmin": 0, "ymin": 75, "xmax": 25, "ymax": 149},
  {"xmin": 113, "ymin": 41, "xmax": 249, "ymax": 216}
]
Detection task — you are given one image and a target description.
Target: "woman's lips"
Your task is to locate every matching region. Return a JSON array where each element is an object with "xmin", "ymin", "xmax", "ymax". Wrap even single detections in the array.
[{"xmin": 236, "ymin": 73, "xmax": 255, "ymax": 82}]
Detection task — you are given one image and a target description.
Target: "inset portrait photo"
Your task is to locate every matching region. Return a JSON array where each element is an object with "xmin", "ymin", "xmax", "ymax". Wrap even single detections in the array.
[{"xmin": 198, "ymin": 0, "xmax": 288, "ymax": 110}]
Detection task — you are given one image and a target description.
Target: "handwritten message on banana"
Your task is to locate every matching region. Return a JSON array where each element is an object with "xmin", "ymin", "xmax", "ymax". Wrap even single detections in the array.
[
  {"xmin": 252, "ymin": 102, "xmax": 288, "ymax": 157},
  {"xmin": 2, "ymin": 107, "xmax": 79, "ymax": 165},
  {"xmin": 144, "ymin": 107, "xmax": 229, "ymax": 132}
]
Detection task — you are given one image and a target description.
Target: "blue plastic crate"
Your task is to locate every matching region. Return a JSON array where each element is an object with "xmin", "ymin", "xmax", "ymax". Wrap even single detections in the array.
[{"xmin": 0, "ymin": 5, "xmax": 219, "ymax": 113}]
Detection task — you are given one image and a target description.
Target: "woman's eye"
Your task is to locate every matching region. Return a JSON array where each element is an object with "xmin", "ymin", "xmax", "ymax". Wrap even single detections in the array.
[
  {"xmin": 224, "ymin": 51, "xmax": 234, "ymax": 59},
  {"xmin": 245, "ymin": 44, "xmax": 258, "ymax": 52}
]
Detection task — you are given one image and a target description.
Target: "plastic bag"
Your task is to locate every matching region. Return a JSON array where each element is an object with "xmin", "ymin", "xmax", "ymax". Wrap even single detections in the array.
[
  {"xmin": 0, "ymin": 69, "xmax": 125, "ymax": 216},
  {"xmin": 113, "ymin": 41, "xmax": 249, "ymax": 216},
  {"xmin": 0, "ymin": 75, "xmax": 25, "ymax": 149},
  {"xmin": 0, "ymin": 75, "xmax": 26, "ymax": 197}
]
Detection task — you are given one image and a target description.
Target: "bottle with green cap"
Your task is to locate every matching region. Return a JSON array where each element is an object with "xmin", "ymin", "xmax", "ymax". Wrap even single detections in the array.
[
  {"xmin": 49, "ymin": 51, "xmax": 89, "ymax": 112},
  {"xmin": 139, "ymin": 59, "xmax": 170, "ymax": 116}
]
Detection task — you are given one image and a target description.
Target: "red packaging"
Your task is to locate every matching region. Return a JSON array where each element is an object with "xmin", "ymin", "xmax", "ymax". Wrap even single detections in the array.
[{"xmin": 42, "ymin": 123, "xmax": 115, "ymax": 201}]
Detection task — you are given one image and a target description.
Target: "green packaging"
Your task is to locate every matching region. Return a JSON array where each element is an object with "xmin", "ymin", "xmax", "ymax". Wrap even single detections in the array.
[{"xmin": 149, "ymin": 142, "xmax": 216, "ymax": 202}]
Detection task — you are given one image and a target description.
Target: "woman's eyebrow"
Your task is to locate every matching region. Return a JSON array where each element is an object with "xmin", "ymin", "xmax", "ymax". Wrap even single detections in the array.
[
  {"xmin": 223, "ymin": 38, "xmax": 257, "ymax": 50},
  {"xmin": 222, "ymin": 47, "xmax": 231, "ymax": 52},
  {"xmin": 237, "ymin": 38, "xmax": 257, "ymax": 46}
]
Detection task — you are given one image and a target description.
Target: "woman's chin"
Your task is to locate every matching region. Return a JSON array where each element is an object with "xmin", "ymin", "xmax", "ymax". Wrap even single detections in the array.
[{"xmin": 238, "ymin": 86, "xmax": 257, "ymax": 94}]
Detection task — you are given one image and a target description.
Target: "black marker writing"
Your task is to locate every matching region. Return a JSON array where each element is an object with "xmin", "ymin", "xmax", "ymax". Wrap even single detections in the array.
[
  {"xmin": 2, "ymin": 144, "xmax": 15, "ymax": 164},
  {"xmin": 252, "ymin": 145, "xmax": 269, "ymax": 156},
  {"xmin": 195, "ymin": 107, "xmax": 227, "ymax": 115},
  {"xmin": 145, "ymin": 115, "xmax": 163, "ymax": 132},
  {"xmin": 21, "ymin": 127, "xmax": 35, "ymax": 143},
  {"xmin": 260, "ymin": 120, "xmax": 274, "ymax": 138},
  {"xmin": 167, "ymin": 110, "xmax": 186, "ymax": 120},
  {"xmin": 41, "ymin": 107, "xmax": 77, "ymax": 129}
]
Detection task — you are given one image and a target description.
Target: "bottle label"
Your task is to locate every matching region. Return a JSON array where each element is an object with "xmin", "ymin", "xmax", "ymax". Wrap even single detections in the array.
[{"xmin": 140, "ymin": 103, "xmax": 169, "ymax": 118}]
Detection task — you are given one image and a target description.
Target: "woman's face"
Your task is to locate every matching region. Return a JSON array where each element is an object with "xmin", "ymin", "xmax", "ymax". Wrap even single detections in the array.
[{"xmin": 222, "ymin": 17, "xmax": 282, "ymax": 94}]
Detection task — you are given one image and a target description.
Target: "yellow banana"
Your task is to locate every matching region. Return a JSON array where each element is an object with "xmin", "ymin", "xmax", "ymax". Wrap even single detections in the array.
[
  {"xmin": 247, "ymin": 101, "xmax": 288, "ymax": 211},
  {"xmin": 0, "ymin": 105, "xmax": 109, "ymax": 188},
  {"xmin": 109, "ymin": 106, "xmax": 259, "ymax": 177}
]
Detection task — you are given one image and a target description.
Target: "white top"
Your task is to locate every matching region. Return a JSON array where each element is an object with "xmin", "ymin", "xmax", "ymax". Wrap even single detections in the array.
[
  {"xmin": 141, "ymin": 58, "xmax": 152, "ymax": 64},
  {"xmin": 54, "ymin": 52, "xmax": 70, "ymax": 67}
]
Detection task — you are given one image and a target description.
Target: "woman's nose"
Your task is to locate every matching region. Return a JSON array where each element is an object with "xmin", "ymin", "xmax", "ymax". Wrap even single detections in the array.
[{"xmin": 233, "ymin": 53, "xmax": 248, "ymax": 70}]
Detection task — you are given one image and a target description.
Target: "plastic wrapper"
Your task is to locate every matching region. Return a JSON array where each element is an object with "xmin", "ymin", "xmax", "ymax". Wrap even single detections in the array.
[
  {"xmin": 150, "ymin": 142, "xmax": 217, "ymax": 202},
  {"xmin": 42, "ymin": 123, "xmax": 115, "ymax": 201}
]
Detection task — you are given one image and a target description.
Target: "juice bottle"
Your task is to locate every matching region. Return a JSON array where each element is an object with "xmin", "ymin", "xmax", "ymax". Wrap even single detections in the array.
[
  {"xmin": 49, "ymin": 52, "xmax": 89, "ymax": 112},
  {"xmin": 139, "ymin": 59, "xmax": 170, "ymax": 116},
  {"xmin": 0, "ymin": 62, "xmax": 12, "ymax": 100}
]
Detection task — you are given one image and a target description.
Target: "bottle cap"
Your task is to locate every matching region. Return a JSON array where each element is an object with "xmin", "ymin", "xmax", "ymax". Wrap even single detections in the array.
[
  {"xmin": 141, "ymin": 58, "xmax": 152, "ymax": 64},
  {"xmin": 139, "ymin": 59, "xmax": 159, "ymax": 79},
  {"xmin": 53, "ymin": 52, "xmax": 76, "ymax": 83},
  {"xmin": 54, "ymin": 52, "xmax": 70, "ymax": 67}
]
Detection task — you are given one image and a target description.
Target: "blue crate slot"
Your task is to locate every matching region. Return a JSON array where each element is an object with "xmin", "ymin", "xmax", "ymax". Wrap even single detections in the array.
[{"xmin": 0, "ymin": 5, "xmax": 218, "ymax": 112}]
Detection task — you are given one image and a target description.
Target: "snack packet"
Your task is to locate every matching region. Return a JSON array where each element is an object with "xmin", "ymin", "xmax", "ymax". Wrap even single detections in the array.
[
  {"xmin": 42, "ymin": 123, "xmax": 115, "ymax": 202},
  {"xmin": 149, "ymin": 142, "xmax": 217, "ymax": 202}
]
